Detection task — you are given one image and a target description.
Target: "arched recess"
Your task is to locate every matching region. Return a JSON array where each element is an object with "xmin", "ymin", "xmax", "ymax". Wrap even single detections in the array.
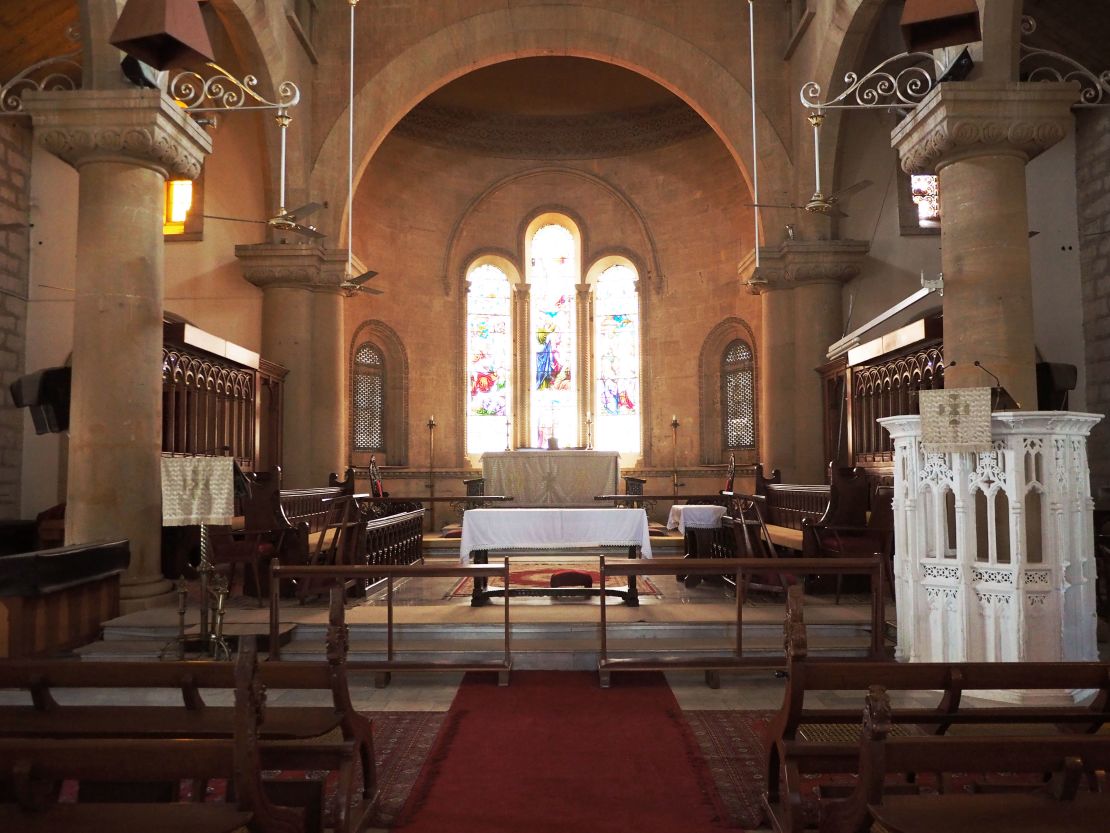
[
  {"xmin": 348, "ymin": 319, "xmax": 409, "ymax": 466},
  {"xmin": 310, "ymin": 4, "xmax": 791, "ymax": 252},
  {"xmin": 442, "ymin": 168, "xmax": 661, "ymax": 297},
  {"xmin": 698, "ymin": 317, "xmax": 759, "ymax": 466}
]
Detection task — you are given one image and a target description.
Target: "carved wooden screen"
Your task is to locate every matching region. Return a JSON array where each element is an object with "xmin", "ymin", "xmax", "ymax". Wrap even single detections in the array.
[
  {"xmin": 851, "ymin": 345, "xmax": 944, "ymax": 463},
  {"xmin": 162, "ymin": 348, "xmax": 255, "ymax": 466}
]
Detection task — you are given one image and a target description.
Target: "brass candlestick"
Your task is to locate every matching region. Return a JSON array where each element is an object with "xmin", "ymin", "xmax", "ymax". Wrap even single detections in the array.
[
  {"xmin": 670, "ymin": 415, "xmax": 683, "ymax": 498},
  {"xmin": 427, "ymin": 416, "xmax": 436, "ymax": 531}
]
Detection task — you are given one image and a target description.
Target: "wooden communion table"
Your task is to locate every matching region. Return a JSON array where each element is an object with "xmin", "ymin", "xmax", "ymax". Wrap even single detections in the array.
[{"xmin": 459, "ymin": 507, "xmax": 652, "ymax": 606}]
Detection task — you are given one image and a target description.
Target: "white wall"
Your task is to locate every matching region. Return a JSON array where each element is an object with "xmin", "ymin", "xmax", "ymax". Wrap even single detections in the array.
[
  {"xmin": 1027, "ymin": 128, "xmax": 1086, "ymax": 410},
  {"xmin": 20, "ymin": 149, "xmax": 77, "ymax": 516}
]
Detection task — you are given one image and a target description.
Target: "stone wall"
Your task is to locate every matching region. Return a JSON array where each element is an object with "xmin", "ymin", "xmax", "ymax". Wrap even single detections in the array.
[
  {"xmin": 1076, "ymin": 109, "xmax": 1110, "ymax": 493},
  {"xmin": 0, "ymin": 120, "xmax": 31, "ymax": 519}
]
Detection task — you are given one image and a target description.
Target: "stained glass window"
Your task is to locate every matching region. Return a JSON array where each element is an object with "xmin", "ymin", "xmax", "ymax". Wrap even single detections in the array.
[
  {"xmin": 911, "ymin": 174, "xmax": 940, "ymax": 226},
  {"xmin": 466, "ymin": 264, "xmax": 512, "ymax": 454},
  {"xmin": 594, "ymin": 263, "xmax": 640, "ymax": 453},
  {"xmin": 722, "ymin": 340, "xmax": 754, "ymax": 449},
  {"xmin": 353, "ymin": 343, "xmax": 384, "ymax": 450},
  {"xmin": 529, "ymin": 223, "xmax": 577, "ymax": 448}
]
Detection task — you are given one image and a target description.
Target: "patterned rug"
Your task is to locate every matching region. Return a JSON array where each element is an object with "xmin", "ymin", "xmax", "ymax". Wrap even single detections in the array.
[
  {"xmin": 683, "ymin": 710, "xmax": 775, "ymax": 829},
  {"xmin": 447, "ymin": 561, "xmax": 663, "ymax": 599}
]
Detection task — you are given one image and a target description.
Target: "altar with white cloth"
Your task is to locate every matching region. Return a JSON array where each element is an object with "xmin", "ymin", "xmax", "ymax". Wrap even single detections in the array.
[
  {"xmin": 481, "ymin": 450, "xmax": 619, "ymax": 506},
  {"xmin": 459, "ymin": 507, "xmax": 651, "ymax": 606}
]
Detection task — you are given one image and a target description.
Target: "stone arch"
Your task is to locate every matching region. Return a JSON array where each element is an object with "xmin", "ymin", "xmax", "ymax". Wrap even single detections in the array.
[
  {"xmin": 698, "ymin": 317, "xmax": 759, "ymax": 466},
  {"xmin": 442, "ymin": 167, "xmax": 662, "ymax": 297},
  {"xmin": 348, "ymin": 319, "xmax": 409, "ymax": 466},
  {"xmin": 311, "ymin": 4, "xmax": 791, "ymax": 253}
]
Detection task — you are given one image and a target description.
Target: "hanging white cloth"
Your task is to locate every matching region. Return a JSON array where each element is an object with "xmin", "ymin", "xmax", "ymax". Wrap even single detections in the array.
[{"xmin": 161, "ymin": 456, "xmax": 235, "ymax": 526}]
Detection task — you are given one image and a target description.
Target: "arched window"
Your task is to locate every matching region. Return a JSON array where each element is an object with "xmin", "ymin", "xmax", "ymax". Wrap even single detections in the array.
[
  {"xmin": 722, "ymin": 339, "xmax": 755, "ymax": 450},
  {"xmin": 593, "ymin": 262, "xmax": 641, "ymax": 453},
  {"xmin": 466, "ymin": 263, "xmax": 513, "ymax": 454},
  {"xmin": 528, "ymin": 223, "xmax": 578, "ymax": 448},
  {"xmin": 353, "ymin": 343, "xmax": 384, "ymax": 450}
]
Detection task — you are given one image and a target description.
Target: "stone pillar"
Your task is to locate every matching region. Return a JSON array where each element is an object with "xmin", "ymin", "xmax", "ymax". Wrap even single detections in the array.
[
  {"xmin": 575, "ymin": 282, "xmax": 592, "ymax": 446},
  {"xmin": 512, "ymin": 283, "xmax": 531, "ymax": 448},
  {"xmin": 892, "ymin": 82, "xmax": 1077, "ymax": 409},
  {"xmin": 237, "ymin": 244, "xmax": 348, "ymax": 487},
  {"xmin": 744, "ymin": 240, "xmax": 868, "ymax": 481},
  {"xmin": 23, "ymin": 89, "xmax": 211, "ymax": 610}
]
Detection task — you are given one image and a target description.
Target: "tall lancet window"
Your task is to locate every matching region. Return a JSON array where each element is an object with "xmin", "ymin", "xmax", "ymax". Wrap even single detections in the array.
[
  {"xmin": 466, "ymin": 263, "xmax": 513, "ymax": 454},
  {"xmin": 528, "ymin": 223, "xmax": 578, "ymax": 448},
  {"xmin": 722, "ymin": 339, "xmax": 755, "ymax": 450},
  {"xmin": 594, "ymin": 262, "xmax": 641, "ymax": 453}
]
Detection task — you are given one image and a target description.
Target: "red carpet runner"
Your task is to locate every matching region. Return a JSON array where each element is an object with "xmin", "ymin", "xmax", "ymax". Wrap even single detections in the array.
[{"xmin": 394, "ymin": 671, "xmax": 737, "ymax": 832}]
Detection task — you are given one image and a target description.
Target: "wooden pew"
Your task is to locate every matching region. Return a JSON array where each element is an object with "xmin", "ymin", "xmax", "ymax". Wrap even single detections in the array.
[
  {"xmin": 813, "ymin": 686, "xmax": 1110, "ymax": 833},
  {"xmin": 763, "ymin": 591, "xmax": 1110, "ymax": 832},
  {"xmin": 750, "ymin": 463, "xmax": 870, "ymax": 554},
  {"xmin": 242, "ymin": 467, "xmax": 356, "ymax": 569},
  {"xmin": 0, "ymin": 637, "xmax": 307, "ymax": 833},
  {"xmin": 0, "ymin": 539, "xmax": 129, "ymax": 658},
  {"xmin": 0, "ymin": 587, "xmax": 375, "ymax": 833}
]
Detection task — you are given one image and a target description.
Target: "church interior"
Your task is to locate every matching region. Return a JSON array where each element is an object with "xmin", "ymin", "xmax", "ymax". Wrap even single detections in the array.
[{"xmin": 1, "ymin": 1, "xmax": 1110, "ymax": 831}]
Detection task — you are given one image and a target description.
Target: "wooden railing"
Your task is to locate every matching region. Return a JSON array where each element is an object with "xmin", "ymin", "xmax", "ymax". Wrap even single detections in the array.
[
  {"xmin": 268, "ymin": 561, "xmax": 512, "ymax": 687},
  {"xmin": 597, "ymin": 555, "xmax": 887, "ymax": 688}
]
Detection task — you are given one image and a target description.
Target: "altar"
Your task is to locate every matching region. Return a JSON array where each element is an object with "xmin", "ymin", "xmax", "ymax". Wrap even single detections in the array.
[{"xmin": 481, "ymin": 450, "xmax": 620, "ymax": 506}]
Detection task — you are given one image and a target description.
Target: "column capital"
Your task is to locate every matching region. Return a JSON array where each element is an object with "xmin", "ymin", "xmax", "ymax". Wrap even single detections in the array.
[
  {"xmin": 891, "ymin": 81, "xmax": 1077, "ymax": 174},
  {"xmin": 22, "ymin": 88, "xmax": 211, "ymax": 179},
  {"xmin": 740, "ymin": 239, "xmax": 869, "ymax": 295},
  {"xmin": 236, "ymin": 243, "xmax": 349, "ymax": 293}
]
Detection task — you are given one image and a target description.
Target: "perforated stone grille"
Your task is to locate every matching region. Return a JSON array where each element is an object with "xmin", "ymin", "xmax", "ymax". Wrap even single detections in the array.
[
  {"xmin": 723, "ymin": 340, "xmax": 755, "ymax": 449},
  {"xmin": 354, "ymin": 343, "xmax": 384, "ymax": 450}
]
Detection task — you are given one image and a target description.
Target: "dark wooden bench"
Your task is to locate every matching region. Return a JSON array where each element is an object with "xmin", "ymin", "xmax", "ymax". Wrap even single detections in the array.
[
  {"xmin": 763, "ymin": 594, "xmax": 1110, "ymax": 832},
  {"xmin": 751, "ymin": 463, "xmax": 870, "ymax": 554},
  {"xmin": 0, "ymin": 539, "xmax": 129, "ymax": 658},
  {"xmin": 0, "ymin": 637, "xmax": 307, "ymax": 833},
  {"xmin": 242, "ymin": 467, "xmax": 356, "ymax": 569},
  {"xmin": 0, "ymin": 587, "xmax": 374, "ymax": 833},
  {"xmin": 806, "ymin": 686, "xmax": 1110, "ymax": 833}
]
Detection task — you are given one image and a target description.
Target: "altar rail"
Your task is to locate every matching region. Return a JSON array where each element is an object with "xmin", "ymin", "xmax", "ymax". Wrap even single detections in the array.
[
  {"xmin": 597, "ymin": 555, "xmax": 886, "ymax": 688},
  {"xmin": 268, "ymin": 561, "xmax": 512, "ymax": 687}
]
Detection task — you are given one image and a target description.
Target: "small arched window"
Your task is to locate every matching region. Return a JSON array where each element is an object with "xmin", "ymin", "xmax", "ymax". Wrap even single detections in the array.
[
  {"xmin": 466, "ymin": 263, "xmax": 513, "ymax": 454},
  {"xmin": 353, "ymin": 343, "xmax": 384, "ymax": 450},
  {"xmin": 594, "ymin": 262, "xmax": 641, "ymax": 453},
  {"xmin": 528, "ymin": 222, "xmax": 578, "ymax": 448},
  {"xmin": 722, "ymin": 339, "xmax": 755, "ymax": 450}
]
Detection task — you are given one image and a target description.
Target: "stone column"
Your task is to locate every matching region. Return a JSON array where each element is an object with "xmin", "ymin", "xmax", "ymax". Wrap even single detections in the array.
[
  {"xmin": 237, "ymin": 244, "xmax": 348, "ymax": 487},
  {"xmin": 512, "ymin": 283, "xmax": 531, "ymax": 448},
  {"xmin": 892, "ymin": 82, "xmax": 1077, "ymax": 409},
  {"xmin": 744, "ymin": 240, "xmax": 868, "ymax": 481},
  {"xmin": 575, "ymin": 282, "xmax": 592, "ymax": 445},
  {"xmin": 23, "ymin": 89, "xmax": 211, "ymax": 610}
]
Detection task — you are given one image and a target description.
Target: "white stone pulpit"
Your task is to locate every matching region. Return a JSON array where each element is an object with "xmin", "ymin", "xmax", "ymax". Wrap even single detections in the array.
[{"xmin": 879, "ymin": 412, "xmax": 1102, "ymax": 669}]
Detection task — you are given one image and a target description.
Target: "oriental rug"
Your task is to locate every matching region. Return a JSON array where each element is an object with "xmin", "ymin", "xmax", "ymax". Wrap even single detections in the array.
[
  {"xmin": 446, "ymin": 561, "xmax": 663, "ymax": 599},
  {"xmin": 393, "ymin": 670, "xmax": 737, "ymax": 832}
]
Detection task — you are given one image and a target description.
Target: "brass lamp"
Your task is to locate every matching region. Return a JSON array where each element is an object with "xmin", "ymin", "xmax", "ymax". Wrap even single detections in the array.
[
  {"xmin": 109, "ymin": 0, "xmax": 214, "ymax": 70},
  {"xmin": 900, "ymin": 0, "xmax": 981, "ymax": 52}
]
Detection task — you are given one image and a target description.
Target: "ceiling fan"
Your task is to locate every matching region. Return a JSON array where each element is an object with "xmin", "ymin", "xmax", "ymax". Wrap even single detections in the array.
[
  {"xmin": 744, "ymin": 111, "xmax": 872, "ymax": 218},
  {"xmin": 204, "ymin": 102, "xmax": 325, "ymax": 240},
  {"xmin": 339, "ymin": 0, "xmax": 382, "ymax": 297}
]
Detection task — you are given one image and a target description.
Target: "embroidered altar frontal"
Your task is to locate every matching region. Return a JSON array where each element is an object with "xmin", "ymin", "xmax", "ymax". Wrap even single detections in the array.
[{"xmin": 481, "ymin": 449, "xmax": 619, "ymax": 505}]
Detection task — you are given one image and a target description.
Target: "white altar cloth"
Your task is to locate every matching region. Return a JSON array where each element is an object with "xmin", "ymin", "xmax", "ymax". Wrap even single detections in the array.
[
  {"xmin": 481, "ymin": 450, "xmax": 619, "ymax": 506},
  {"xmin": 666, "ymin": 504, "xmax": 726, "ymax": 534},
  {"xmin": 459, "ymin": 508, "xmax": 652, "ymax": 564}
]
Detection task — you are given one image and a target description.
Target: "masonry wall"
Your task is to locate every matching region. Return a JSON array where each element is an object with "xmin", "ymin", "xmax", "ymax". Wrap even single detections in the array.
[
  {"xmin": 0, "ymin": 120, "xmax": 31, "ymax": 520},
  {"xmin": 345, "ymin": 129, "xmax": 757, "ymax": 472},
  {"xmin": 1076, "ymin": 109, "xmax": 1110, "ymax": 494}
]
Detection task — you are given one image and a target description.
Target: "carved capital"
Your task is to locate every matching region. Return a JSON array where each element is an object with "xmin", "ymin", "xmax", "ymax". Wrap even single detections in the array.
[
  {"xmin": 740, "ymin": 239, "xmax": 869, "ymax": 295},
  {"xmin": 892, "ymin": 82, "xmax": 1077, "ymax": 174},
  {"xmin": 236, "ymin": 243, "xmax": 350, "ymax": 293},
  {"xmin": 22, "ymin": 88, "xmax": 211, "ymax": 179}
]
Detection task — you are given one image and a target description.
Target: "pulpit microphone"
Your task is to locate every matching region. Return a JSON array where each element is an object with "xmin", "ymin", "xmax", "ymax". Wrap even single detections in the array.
[{"xmin": 974, "ymin": 361, "xmax": 1022, "ymax": 409}]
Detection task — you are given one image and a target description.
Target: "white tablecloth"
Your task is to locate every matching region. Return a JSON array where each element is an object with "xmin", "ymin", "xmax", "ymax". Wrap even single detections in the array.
[
  {"xmin": 666, "ymin": 504, "xmax": 726, "ymax": 534},
  {"xmin": 161, "ymin": 456, "xmax": 235, "ymax": 526},
  {"xmin": 481, "ymin": 450, "xmax": 619, "ymax": 506},
  {"xmin": 459, "ymin": 508, "xmax": 652, "ymax": 564}
]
